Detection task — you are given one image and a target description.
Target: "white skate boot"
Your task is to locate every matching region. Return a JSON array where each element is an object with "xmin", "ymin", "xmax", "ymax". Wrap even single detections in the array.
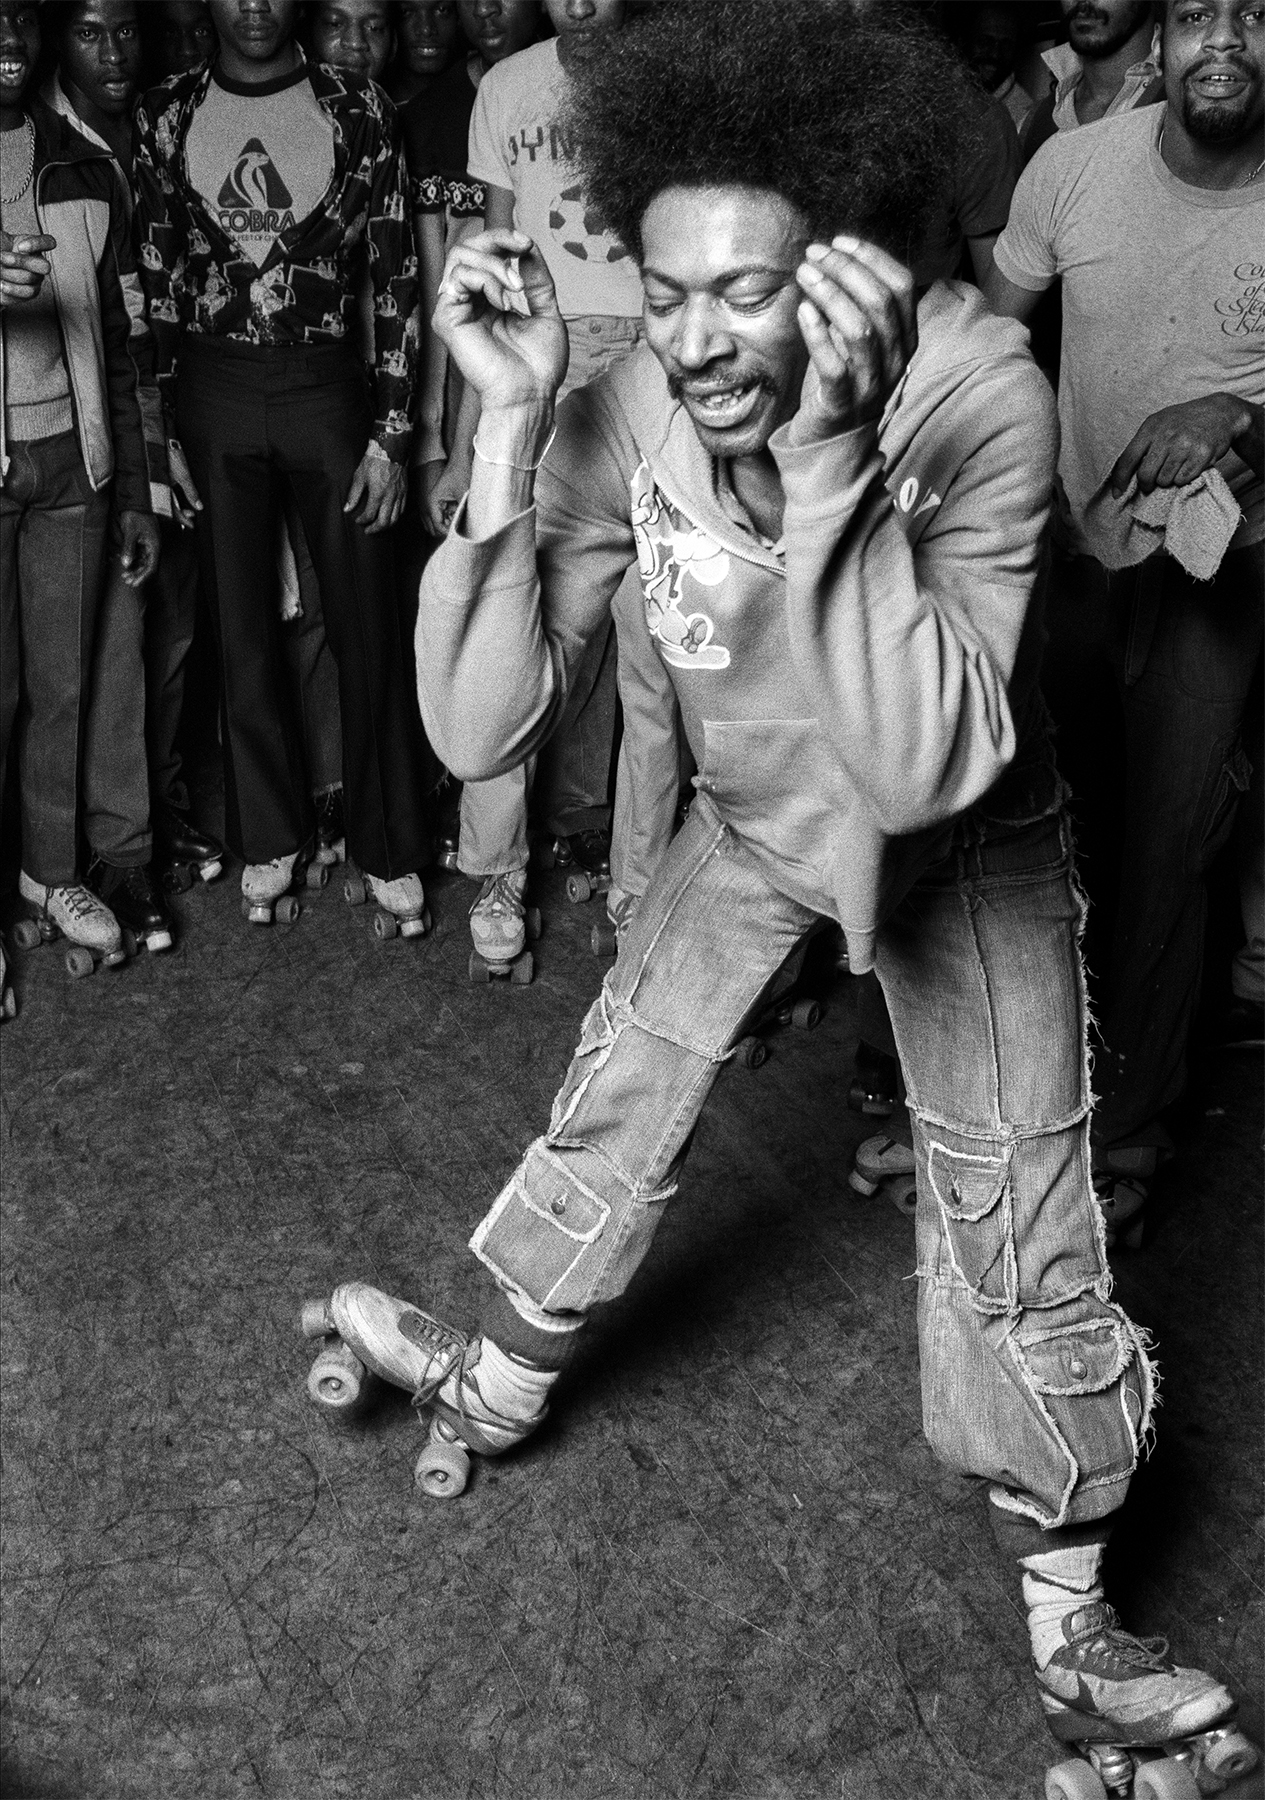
[
  {"xmin": 469, "ymin": 869, "xmax": 537, "ymax": 984},
  {"xmin": 15, "ymin": 872, "xmax": 127, "ymax": 977},
  {"xmin": 848, "ymin": 1132, "xmax": 918, "ymax": 1216},
  {"xmin": 364, "ymin": 871, "xmax": 429, "ymax": 940},
  {"xmin": 241, "ymin": 852, "xmax": 302, "ymax": 926}
]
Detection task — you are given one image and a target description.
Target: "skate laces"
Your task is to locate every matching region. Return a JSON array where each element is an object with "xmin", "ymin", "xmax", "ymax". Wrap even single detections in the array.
[
  {"xmin": 402, "ymin": 1313, "xmax": 467, "ymax": 1409},
  {"xmin": 60, "ymin": 884, "xmax": 103, "ymax": 922},
  {"xmin": 1064, "ymin": 1605, "xmax": 1171, "ymax": 1672},
  {"xmin": 471, "ymin": 872, "xmax": 525, "ymax": 919}
]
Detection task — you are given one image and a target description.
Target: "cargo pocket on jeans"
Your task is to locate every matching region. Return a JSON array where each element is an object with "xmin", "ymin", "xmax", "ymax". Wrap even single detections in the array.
[
  {"xmin": 927, "ymin": 1140, "xmax": 1015, "ymax": 1309},
  {"xmin": 470, "ymin": 1143, "xmax": 612, "ymax": 1311}
]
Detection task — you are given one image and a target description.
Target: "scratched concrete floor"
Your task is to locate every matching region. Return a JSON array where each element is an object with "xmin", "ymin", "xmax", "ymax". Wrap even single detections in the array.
[{"xmin": 1, "ymin": 855, "xmax": 1261, "ymax": 1800}]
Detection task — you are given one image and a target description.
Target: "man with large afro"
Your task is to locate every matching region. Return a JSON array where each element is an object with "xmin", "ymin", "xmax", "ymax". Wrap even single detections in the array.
[{"xmin": 311, "ymin": 1, "xmax": 1251, "ymax": 1784}]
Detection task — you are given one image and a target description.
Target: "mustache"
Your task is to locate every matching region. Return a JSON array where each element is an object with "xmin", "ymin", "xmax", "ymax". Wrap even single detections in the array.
[
  {"xmin": 1067, "ymin": 3, "xmax": 1108, "ymax": 20},
  {"xmin": 666, "ymin": 371, "xmax": 778, "ymax": 401}
]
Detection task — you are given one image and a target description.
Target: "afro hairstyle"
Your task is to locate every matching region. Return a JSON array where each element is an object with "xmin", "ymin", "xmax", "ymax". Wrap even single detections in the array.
[{"xmin": 559, "ymin": 0, "xmax": 988, "ymax": 265}]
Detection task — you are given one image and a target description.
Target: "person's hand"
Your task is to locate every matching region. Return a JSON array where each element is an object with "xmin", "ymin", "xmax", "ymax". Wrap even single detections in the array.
[
  {"xmin": 419, "ymin": 457, "xmax": 469, "ymax": 536},
  {"xmin": 344, "ymin": 450, "xmax": 406, "ymax": 534},
  {"xmin": 1110, "ymin": 395, "xmax": 1257, "ymax": 497},
  {"xmin": 0, "ymin": 232, "xmax": 56, "ymax": 307},
  {"xmin": 791, "ymin": 236, "xmax": 918, "ymax": 442},
  {"xmin": 432, "ymin": 227, "xmax": 569, "ymax": 414},
  {"xmin": 118, "ymin": 511, "xmax": 161, "ymax": 588},
  {"xmin": 168, "ymin": 440, "xmax": 203, "ymax": 529}
]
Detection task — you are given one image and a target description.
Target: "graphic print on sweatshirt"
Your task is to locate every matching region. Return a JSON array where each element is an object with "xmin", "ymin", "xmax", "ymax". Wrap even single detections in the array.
[
  {"xmin": 187, "ymin": 73, "xmax": 335, "ymax": 269},
  {"xmin": 631, "ymin": 461, "xmax": 732, "ymax": 670}
]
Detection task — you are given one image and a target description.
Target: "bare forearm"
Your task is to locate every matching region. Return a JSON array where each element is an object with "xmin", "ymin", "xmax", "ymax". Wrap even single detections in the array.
[
  {"xmin": 464, "ymin": 403, "xmax": 553, "ymax": 539},
  {"xmin": 1234, "ymin": 399, "xmax": 1264, "ymax": 478}
]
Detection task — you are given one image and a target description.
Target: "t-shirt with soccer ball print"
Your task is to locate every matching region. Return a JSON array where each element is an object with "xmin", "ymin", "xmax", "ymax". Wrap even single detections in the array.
[
  {"xmin": 186, "ymin": 63, "xmax": 335, "ymax": 269},
  {"xmin": 467, "ymin": 38, "xmax": 643, "ymax": 320}
]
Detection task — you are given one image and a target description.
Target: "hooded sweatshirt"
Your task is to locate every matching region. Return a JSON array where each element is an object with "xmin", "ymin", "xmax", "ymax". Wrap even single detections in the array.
[{"xmin": 417, "ymin": 280, "xmax": 1059, "ymax": 970}]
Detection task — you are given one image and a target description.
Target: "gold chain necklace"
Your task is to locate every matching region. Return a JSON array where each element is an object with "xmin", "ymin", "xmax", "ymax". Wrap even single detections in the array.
[
  {"xmin": 1158, "ymin": 119, "xmax": 1265, "ymax": 185},
  {"xmin": 0, "ymin": 115, "xmax": 36, "ymax": 205}
]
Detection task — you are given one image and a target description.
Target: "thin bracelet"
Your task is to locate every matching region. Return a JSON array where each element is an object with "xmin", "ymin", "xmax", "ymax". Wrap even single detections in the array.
[{"xmin": 472, "ymin": 423, "xmax": 557, "ymax": 472}]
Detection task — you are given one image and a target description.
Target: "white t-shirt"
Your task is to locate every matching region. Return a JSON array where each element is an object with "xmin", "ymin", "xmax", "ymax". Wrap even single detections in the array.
[
  {"xmin": 995, "ymin": 105, "xmax": 1264, "ymax": 555},
  {"xmin": 187, "ymin": 65, "xmax": 335, "ymax": 269},
  {"xmin": 467, "ymin": 38, "xmax": 643, "ymax": 319}
]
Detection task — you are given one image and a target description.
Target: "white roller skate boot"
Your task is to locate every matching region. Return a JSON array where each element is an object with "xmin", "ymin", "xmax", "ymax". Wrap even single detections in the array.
[
  {"xmin": 16, "ymin": 871, "xmax": 127, "ymax": 975},
  {"xmin": 1038, "ymin": 1602, "xmax": 1257, "ymax": 1797},
  {"xmin": 301, "ymin": 1281, "xmax": 549, "ymax": 1498},
  {"xmin": 469, "ymin": 868, "xmax": 535, "ymax": 984},
  {"xmin": 364, "ymin": 872, "xmax": 429, "ymax": 940},
  {"xmin": 591, "ymin": 887, "xmax": 637, "ymax": 959},
  {"xmin": 848, "ymin": 1132, "xmax": 917, "ymax": 1216},
  {"xmin": 241, "ymin": 852, "xmax": 302, "ymax": 926}
]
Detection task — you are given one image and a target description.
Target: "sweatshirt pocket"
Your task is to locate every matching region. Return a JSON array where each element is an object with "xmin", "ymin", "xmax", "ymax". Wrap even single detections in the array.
[{"xmin": 697, "ymin": 718, "xmax": 848, "ymax": 889}]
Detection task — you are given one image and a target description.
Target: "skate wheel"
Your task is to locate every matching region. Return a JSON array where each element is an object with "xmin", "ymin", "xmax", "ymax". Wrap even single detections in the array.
[
  {"xmin": 65, "ymin": 945, "xmax": 95, "ymax": 980},
  {"xmin": 275, "ymin": 896, "xmax": 301, "ymax": 926},
  {"xmin": 199, "ymin": 859, "xmax": 223, "ymax": 883},
  {"xmin": 1131, "ymin": 1760, "xmax": 1200, "ymax": 1800},
  {"xmin": 847, "ymin": 1169, "xmax": 880, "ymax": 1198},
  {"xmin": 373, "ymin": 910, "xmax": 398, "ymax": 941},
  {"xmin": 889, "ymin": 1178, "xmax": 919, "ymax": 1218},
  {"xmin": 414, "ymin": 1435, "xmax": 470, "ymax": 1499},
  {"xmin": 565, "ymin": 871, "xmax": 592, "ymax": 905},
  {"xmin": 847, "ymin": 1078, "xmax": 895, "ymax": 1118},
  {"xmin": 165, "ymin": 861, "xmax": 195, "ymax": 895},
  {"xmin": 438, "ymin": 846, "xmax": 459, "ymax": 872},
  {"xmin": 791, "ymin": 998, "xmax": 822, "ymax": 1030},
  {"xmin": 399, "ymin": 912, "xmax": 427, "ymax": 940},
  {"xmin": 343, "ymin": 873, "xmax": 367, "ymax": 906},
  {"xmin": 1200, "ymin": 1725, "xmax": 1258, "ymax": 1782},
  {"xmin": 737, "ymin": 1034, "xmax": 768, "ymax": 1070},
  {"xmin": 11, "ymin": 918, "xmax": 42, "ymax": 951},
  {"xmin": 146, "ymin": 930, "xmax": 174, "ymax": 955},
  {"xmin": 469, "ymin": 951, "xmax": 492, "ymax": 984},
  {"xmin": 525, "ymin": 906, "xmax": 541, "ymax": 942},
  {"xmin": 305, "ymin": 862, "xmax": 329, "ymax": 890},
  {"xmin": 591, "ymin": 922, "xmax": 617, "ymax": 958},
  {"xmin": 242, "ymin": 898, "xmax": 273, "ymax": 925},
  {"xmin": 307, "ymin": 1344, "xmax": 370, "ymax": 1419},
  {"xmin": 300, "ymin": 1298, "xmax": 336, "ymax": 1340},
  {"xmin": 509, "ymin": 951, "xmax": 533, "ymax": 985},
  {"xmin": 1, "ymin": 987, "xmax": 15, "ymax": 1021},
  {"xmin": 1044, "ymin": 1761, "xmax": 1108, "ymax": 1800},
  {"xmin": 120, "ymin": 927, "xmax": 139, "ymax": 959}
]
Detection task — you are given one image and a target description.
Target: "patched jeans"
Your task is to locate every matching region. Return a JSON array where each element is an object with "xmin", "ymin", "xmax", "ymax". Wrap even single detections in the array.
[{"xmin": 470, "ymin": 794, "xmax": 1153, "ymax": 1530}]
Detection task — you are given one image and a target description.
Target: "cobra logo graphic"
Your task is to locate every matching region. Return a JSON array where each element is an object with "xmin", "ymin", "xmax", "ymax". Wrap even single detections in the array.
[{"xmin": 216, "ymin": 139, "xmax": 296, "ymax": 237}]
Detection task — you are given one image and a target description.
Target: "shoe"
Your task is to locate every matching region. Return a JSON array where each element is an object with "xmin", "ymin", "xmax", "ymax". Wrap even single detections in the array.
[
  {"xmin": 154, "ymin": 805, "xmax": 223, "ymax": 881},
  {"xmin": 1208, "ymin": 996, "xmax": 1265, "ymax": 1051},
  {"xmin": 88, "ymin": 859, "xmax": 174, "ymax": 953},
  {"xmin": 242, "ymin": 852, "xmax": 299, "ymax": 905},
  {"xmin": 1092, "ymin": 1142, "xmax": 1163, "ymax": 1251},
  {"xmin": 314, "ymin": 787, "xmax": 346, "ymax": 866},
  {"xmin": 470, "ymin": 868, "xmax": 528, "ymax": 963},
  {"xmin": 18, "ymin": 870, "xmax": 124, "ymax": 958},
  {"xmin": 329, "ymin": 1282, "xmax": 544, "ymax": 1457},
  {"xmin": 1037, "ymin": 1603, "xmax": 1235, "ymax": 1746},
  {"xmin": 543, "ymin": 828, "xmax": 611, "ymax": 878},
  {"xmin": 365, "ymin": 871, "xmax": 425, "ymax": 921}
]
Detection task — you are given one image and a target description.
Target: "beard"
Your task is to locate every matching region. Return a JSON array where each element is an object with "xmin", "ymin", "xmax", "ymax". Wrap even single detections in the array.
[
  {"xmin": 1181, "ymin": 66, "xmax": 1263, "ymax": 142},
  {"xmin": 1066, "ymin": 3, "xmax": 1151, "ymax": 61}
]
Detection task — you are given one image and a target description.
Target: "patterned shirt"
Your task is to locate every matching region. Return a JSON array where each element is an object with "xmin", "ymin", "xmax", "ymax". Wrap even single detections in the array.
[
  {"xmin": 400, "ymin": 58, "xmax": 486, "ymax": 223},
  {"xmin": 133, "ymin": 57, "xmax": 418, "ymax": 462}
]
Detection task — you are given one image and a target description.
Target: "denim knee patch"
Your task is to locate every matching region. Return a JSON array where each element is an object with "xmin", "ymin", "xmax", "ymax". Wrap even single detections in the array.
[{"xmin": 925, "ymin": 1139, "xmax": 1016, "ymax": 1309}]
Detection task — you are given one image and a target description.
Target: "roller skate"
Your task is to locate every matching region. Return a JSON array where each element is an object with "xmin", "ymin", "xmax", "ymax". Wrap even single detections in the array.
[
  {"xmin": 539, "ymin": 827, "xmax": 612, "ymax": 907},
  {"xmin": 339, "ymin": 868, "xmax": 430, "ymax": 940},
  {"xmin": 0, "ymin": 944, "xmax": 15, "ymax": 1021},
  {"xmin": 13, "ymin": 872, "xmax": 128, "ymax": 978},
  {"xmin": 590, "ymin": 887, "xmax": 637, "ymax": 959},
  {"xmin": 313, "ymin": 786, "xmax": 346, "ymax": 867},
  {"xmin": 848, "ymin": 1132, "xmax": 917, "ymax": 1216},
  {"xmin": 241, "ymin": 851, "xmax": 315, "ymax": 926},
  {"xmin": 848, "ymin": 1038, "xmax": 900, "ymax": 1117},
  {"xmin": 87, "ymin": 858, "xmax": 174, "ymax": 955},
  {"xmin": 300, "ymin": 1281, "xmax": 543, "ymax": 1499},
  {"xmin": 155, "ymin": 805, "xmax": 223, "ymax": 892},
  {"xmin": 468, "ymin": 868, "xmax": 539, "ymax": 984},
  {"xmin": 1039, "ymin": 1604, "xmax": 1257, "ymax": 1799},
  {"xmin": 733, "ymin": 938, "xmax": 823, "ymax": 1069}
]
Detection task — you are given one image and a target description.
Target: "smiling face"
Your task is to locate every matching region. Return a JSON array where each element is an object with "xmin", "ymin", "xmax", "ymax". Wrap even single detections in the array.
[
  {"xmin": 1163, "ymin": 0, "xmax": 1265, "ymax": 140},
  {"xmin": 58, "ymin": 1, "xmax": 143, "ymax": 120},
  {"xmin": 0, "ymin": 1, "xmax": 40, "ymax": 116},
  {"xmin": 640, "ymin": 185, "xmax": 811, "ymax": 461},
  {"xmin": 397, "ymin": 0, "xmax": 460, "ymax": 76},
  {"xmin": 311, "ymin": 0, "xmax": 392, "ymax": 80},
  {"xmin": 457, "ymin": 0, "xmax": 540, "ymax": 65}
]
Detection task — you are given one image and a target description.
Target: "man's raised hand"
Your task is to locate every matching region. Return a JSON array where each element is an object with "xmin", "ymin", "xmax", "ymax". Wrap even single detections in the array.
[
  {"xmin": 432, "ymin": 228, "xmax": 569, "ymax": 414},
  {"xmin": 792, "ymin": 236, "xmax": 918, "ymax": 442}
]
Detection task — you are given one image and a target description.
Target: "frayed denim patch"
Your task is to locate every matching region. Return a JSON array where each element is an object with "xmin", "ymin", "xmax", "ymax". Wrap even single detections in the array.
[{"xmin": 927, "ymin": 1139, "xmax": 1016, "ymax": 1311}]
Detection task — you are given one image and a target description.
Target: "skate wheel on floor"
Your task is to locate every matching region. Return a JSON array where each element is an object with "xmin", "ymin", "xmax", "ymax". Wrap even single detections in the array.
[
  {"xmin": 147, "ymin": 929, "xmax": 174, "ymax": 954},
  {"xmin": 565, "ymin": 871, "xmax": 592, "ymax": 904},
  {"xmin": 399, "ymin": 911, "xmax": 427, "ymax": 940},
  {"xmin": 847, "ymin": 1077, "xmax": 895, "ymax": 1118},
  {"xmin": 343, "ymin": 872, "xmax": 367, "ymax": 906},
  {"xmin": 1131, "ymin": 1760, "xmax": 1200, "ymax": 1800},
  {"xmin": 415, "ymin": 1435, "xmax": 470, "ymax": 1499},
  {"xmin": 165, "ymin": 861, "xmax": 195, "ymax": 895},
  {"xmin": 275, "ymin": 896, "xmax": 301, "ymax": 926},
  {"xmin": 1044, "ymin": 1761, "xmax": 1107, "ymax": 1800},
  {"xmin": 1, "ymin": 987, "xmax": 15, "ymax": 1020},
  {"xmin": 373, "ymin": 909, "xmax": 398, "ymax": 941},
  {"xmin": 1199, "ymin": 1725, "xmax": 1258, "ymax": 1782},
  {"xmin": 525, "ymin": 906, "xmax": 541, "ymax": 941},
  {"xmin": 889, "ymin": 1178, "xmax": 918, "ymax": 1218},
  {"xmin": 737, "ymin": 1034, "xmax": 768, "ymax": 1070},
  {"xmin": 65, "ymin": 945, "xmax": 95, "ymax": 980},
  {"xmin": 509, "ymin": 951, "xmax": 533, "ymax": 985},
  {"xmin": 847, "ymin": 1169, "xmax": 880, "ymax": 1199},
  {"xmin": 12, "ymin": 918, "xmax": 42, "ymax": 951},
  {"xmin": 438, "ymin": 846, "xmax": 460, "ymax": 872},
  {"xmin": 305, "ymin": 862, "xmax": 329, "ymax": 890},
  {"xmin": 469, "ymin": 951, "xmax": 492, "ymax": 984},
  {"xmin": 300, "ymin": 1297, "xmax": 336, "ymax": 1339},
  {"xmin": 591, "ymin": 921, "xmax": 617, "ymax": 958},
  {"xmin": 307, "ymin": 1343, "xmax": 369, "ymax": 1418},
  {"xmin": 199, "ymin": 858, "xmax": 223, "ymax": 883},
  {"xmin": 120, "ymin": 927, "xmax": 139, "ymax": 959},
  {"xmin": 242, "ymin": 898, "xmax": 273, "ymax": 925},
  {"xmin": 790, "ymin": 998, "xmax": 822, "ymax": 1030}
]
